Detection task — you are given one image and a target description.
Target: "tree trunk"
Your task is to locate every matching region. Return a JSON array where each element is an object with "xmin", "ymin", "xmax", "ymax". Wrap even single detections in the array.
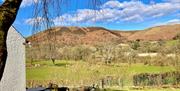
[{"xmin": 0, "ymin": 0, "xmax": 22, "ymax": 81}]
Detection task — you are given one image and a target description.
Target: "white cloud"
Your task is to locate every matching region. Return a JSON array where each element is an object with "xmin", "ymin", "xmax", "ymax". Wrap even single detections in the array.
[
  {"xmin": 154, "ymin": 19, "xmax": 180, "ymax": 26},
  {"xmin": 25, "ymin": 17, "xmax": 45, "ymax": 25},
  {"xmin": 20, "ymin": 0, "xmax": 38, "ymax": 7},
  {"xmin": 2, "ymin": 0, "xmax": 38, "ymax": 7},
  {"xmin": 123, "ymin": 14, "xmax": 143, "ymax": 22},
  {"xmin": 167, "ymin": 19, "xmax": 180, "ymax": 24},
  {"xmin": 101, "ymin": 0, "xmax": 123, "ymax": 9},
  {"xmin": 164, "ymin": 0, "xmax": 180, "ymax": 3},
  {"xmin": 25, "ymin": 0, "xmax": 180, "ymax": 26}
]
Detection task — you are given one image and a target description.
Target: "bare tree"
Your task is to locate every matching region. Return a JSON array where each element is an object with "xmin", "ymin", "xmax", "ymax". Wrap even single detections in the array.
[{"xmin": 97, "ymin": 43, "xmax": 117, "ymax": 64}]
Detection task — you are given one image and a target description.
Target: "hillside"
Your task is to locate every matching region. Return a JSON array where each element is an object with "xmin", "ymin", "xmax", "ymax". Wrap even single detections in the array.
[
  {"xmin": 27, "ymin": 26, "xmax": 124, "ymax": 46},
  {"xmin": 116, "ymin": 24, "xmax": 180, "ymax": 41},
  {"xmin": 27, "ymin": 24, "xmax": 180, "ymax": 46}
]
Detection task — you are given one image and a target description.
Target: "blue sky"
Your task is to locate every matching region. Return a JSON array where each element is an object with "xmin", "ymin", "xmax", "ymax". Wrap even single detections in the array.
[{"xmin": 0, "ymin": 0, "xmax": 180, "ymax": 37}]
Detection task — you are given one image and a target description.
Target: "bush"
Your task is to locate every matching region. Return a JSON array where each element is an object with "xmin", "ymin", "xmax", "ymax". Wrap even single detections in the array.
[{"xmin": 133, "ymin": 71, "xmax": 180, "ymax": 86}]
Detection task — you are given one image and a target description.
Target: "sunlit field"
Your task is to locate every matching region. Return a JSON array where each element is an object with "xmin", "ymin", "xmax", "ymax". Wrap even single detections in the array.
[{"xmin": 26, "ymin": 60, "xmax": 179, "ymax": 90}]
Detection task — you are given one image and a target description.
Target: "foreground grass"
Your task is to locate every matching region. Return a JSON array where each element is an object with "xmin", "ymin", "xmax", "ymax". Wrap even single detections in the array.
[
  {"xmin": 26, "ymin": 60, "xmax": 176, "ymax": 86},
  {"xmin": 107, "ymin": 88, "xmax": 180, "ymax": 91}
]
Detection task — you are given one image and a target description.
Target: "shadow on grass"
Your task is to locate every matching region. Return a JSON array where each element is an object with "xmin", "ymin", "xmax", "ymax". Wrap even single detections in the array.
[{"xmin": 54, "ymin": 62, "xmax": 71, "ymax": 67}]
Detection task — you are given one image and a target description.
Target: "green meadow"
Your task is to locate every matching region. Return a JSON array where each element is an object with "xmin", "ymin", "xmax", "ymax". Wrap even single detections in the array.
[{"xmin": 26, "ymin": 60, "xmax": 177, "ymax": 89}]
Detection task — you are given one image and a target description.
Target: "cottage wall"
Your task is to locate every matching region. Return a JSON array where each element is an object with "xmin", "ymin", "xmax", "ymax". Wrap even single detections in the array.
[{"xmin": 0, "ymin": 27, "xmax": 25, "ymax": 91}]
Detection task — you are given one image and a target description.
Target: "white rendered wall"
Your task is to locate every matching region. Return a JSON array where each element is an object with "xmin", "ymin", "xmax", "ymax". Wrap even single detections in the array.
[{"xmin": 0, "ymin": 27, "xmax": 26, "ymax": 91}]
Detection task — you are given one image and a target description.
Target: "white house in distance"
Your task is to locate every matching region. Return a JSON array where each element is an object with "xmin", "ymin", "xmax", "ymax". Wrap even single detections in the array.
[{"xmin": 0, "ymin": 26, "xmax": 26, "ymax": 91}]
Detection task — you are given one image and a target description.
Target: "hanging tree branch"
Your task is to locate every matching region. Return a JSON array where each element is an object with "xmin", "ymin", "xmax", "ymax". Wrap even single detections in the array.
[{"xmin": 0, "ymin": 0, "xmax": 102, "ymax": 81}]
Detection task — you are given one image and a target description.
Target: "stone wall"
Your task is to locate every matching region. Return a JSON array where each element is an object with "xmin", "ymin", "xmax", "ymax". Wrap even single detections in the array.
[{"xmin": 0, "ymin": 27, "xmax": 25, "ymax": 91}]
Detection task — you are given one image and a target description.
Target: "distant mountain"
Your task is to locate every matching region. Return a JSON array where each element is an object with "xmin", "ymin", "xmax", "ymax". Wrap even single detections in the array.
[
  {"xmin": 27, "ymin": 24, "xmax": 180, "ymax": 46},
  {"xmin": 116, "ymin": 24, "xmax": 180, "ymax": 41}
]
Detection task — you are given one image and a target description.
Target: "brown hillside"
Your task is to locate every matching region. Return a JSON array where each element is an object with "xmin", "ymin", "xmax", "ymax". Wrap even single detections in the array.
[
  {"xmin": 127, "ymin": 24, "xmax": 180, "ymax": 41},
  {"xmin": 27, "ymin": 26, "xmax": 124, "ymax": 46},
  {"xmin": 114, "ymin": 24, "xmax": 180, "ymax": 41},
  {"xmin": 27, "ymin": 24, "xmax": 180, "ymax": 46},
  {"xmin": 113, "ymin": 31, "xmax": 139, "ymax": 40}
]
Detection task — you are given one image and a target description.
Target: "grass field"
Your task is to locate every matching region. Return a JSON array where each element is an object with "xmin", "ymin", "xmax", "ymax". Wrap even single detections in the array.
[
  {"xmin": 166, "ymin": 40, "xmax": 179, "ymax": 46},
  {"xmin": 26, "ymin": 60, "xmax": 176, "ymax": 87},
  {"xmin": 106, "ymin": 88, "xmax": 180, "ymax": 91}
]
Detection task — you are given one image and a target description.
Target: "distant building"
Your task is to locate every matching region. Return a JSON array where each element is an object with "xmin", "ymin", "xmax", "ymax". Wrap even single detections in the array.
[{"xmin": 0, "ymin": 26, "xmax": 26, "ymax": 91}]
